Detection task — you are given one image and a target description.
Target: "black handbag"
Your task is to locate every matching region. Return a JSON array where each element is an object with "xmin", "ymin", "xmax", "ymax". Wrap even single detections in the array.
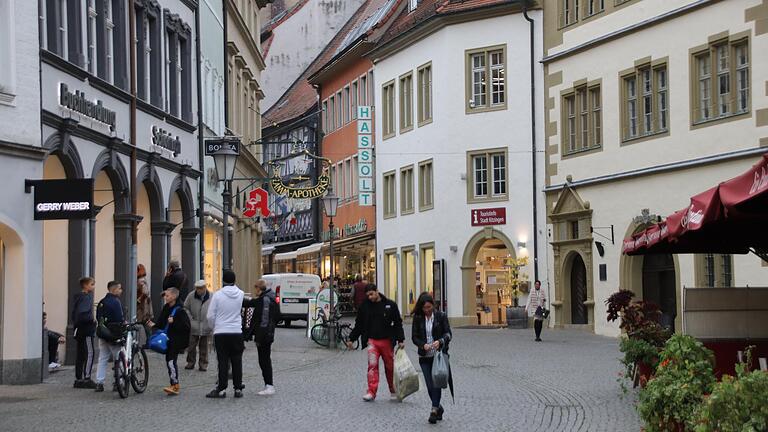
[{"xmin": 535, "ymin": 306, "xmax": 550, "ymax": 319}]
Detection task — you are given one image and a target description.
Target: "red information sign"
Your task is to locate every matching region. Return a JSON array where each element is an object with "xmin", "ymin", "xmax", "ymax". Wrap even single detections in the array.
[{"xmin": 471, "ymin": 207, "xmax": 507, "ymax": 226}]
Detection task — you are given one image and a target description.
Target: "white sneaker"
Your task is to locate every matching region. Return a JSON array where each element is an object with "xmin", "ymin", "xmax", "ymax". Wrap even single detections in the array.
[
  {"xmin": 258, "ymin": 385, "xmax": 275, "ymax": 396},
  {"xmin": 48, "ymin": 362, "xmax": 61, "ymax": 370},
  {"xmin": 362, "ymin": 393, "xmax": 375, "ymax": 402},
  {"xmin": 390, "ymin": 392, "xmax": 399, "ymax": 402}
]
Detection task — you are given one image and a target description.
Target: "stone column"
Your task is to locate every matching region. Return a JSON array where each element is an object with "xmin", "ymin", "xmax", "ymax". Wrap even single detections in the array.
[
  {"xmin": 64, "ymin": 219, "xmax": 87, "ymax": 365},
  {"xmin": 181, "ymin": 227, "xmax": 200, "ymax": 296},
  {"xmin": 114, "ymin": 214, "xmax": 142, "ymax": 311},
  {"xmin": 151, "ymin": 221, "xmax": 174, "ymax": 315}
]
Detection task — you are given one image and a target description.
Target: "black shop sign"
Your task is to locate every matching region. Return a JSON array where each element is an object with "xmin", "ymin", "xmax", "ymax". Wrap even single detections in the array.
[{"xmin": 32, "ymin": 179, "xmax": 94, "ymax": 220}]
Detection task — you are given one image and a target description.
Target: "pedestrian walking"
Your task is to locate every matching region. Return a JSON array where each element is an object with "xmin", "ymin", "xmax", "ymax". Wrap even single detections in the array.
[
  {"xmin": 346, "ymin": 284, "xmax": 405, "ymax": 402},
  {"xmin": 243, "ymin": 279, "xmax": 280, "ymax": 396},
  {"xmin": 72, "ymin": 276, "xmax": 96, "ymax": 389},
  {"xmin": 525, "ymin": 280, "xmax": 547, "ymax": 342},
  {"xmin": 412, "ymin": 292, "xmax": 452, "ymax": 424},
  {"xmin": 184, "ymin": 280, "xmax": 212, "ymax": 371},
  {"xmin": 136, "ymin": 277, "xmax": 153, "ymax": 347},
  {"xmin": 206, "ymin": 269, "xmax": 245, "ymax": 398},
  {"xmin": 351, "ymin": 275, "xmax": 367, "ymax": 310},
  {"xmin": 94, "ymin": 281, "xmax": 124, "ymax": 393},
  {"xmin": 163, "ymin": 260, "xmax": 189, "ymax": 301},
  {"xmin": 43, "ymin": 312, "xmax": 65, "ymax": 371},
  {"xmin": 149, "ymin": 287, "xmax": 190, "ymax": 396}
]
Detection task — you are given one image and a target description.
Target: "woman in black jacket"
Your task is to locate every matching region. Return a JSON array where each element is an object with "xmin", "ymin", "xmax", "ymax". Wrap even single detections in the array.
[
  {"xmin": 150, "ymin": 287, "xmax": 190, "ymax": 396},
  {"xmin": 412, "ymin": 292, "xmax": 452, "ymax": 424},
  {"xmin": 243, "ymin": 279, "xmax": 281, "ymax": 396}
]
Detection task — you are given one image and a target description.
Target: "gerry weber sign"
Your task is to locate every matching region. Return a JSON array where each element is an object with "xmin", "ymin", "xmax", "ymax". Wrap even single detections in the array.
[
  {"xmin": 32, "ymin": 179, "xmax": 94, "ymax": 220},
  {"xmin": 471, "ymin": 207, "xmax": 507, "ymax": 226},
  {"xmin": 59, "ymin": 83, "xmax": 117, "ymax": 130}
]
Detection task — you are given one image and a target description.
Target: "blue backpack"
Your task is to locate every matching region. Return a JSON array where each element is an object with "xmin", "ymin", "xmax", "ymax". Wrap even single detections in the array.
[{"xmin": 148, "ymin": 306, "xmax": 180, "ymax": 354}]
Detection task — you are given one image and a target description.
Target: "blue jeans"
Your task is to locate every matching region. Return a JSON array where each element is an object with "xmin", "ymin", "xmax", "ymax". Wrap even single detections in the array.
[{"xmin": 419, "ymin": 357, "xmax": 442, "ymax": 409}]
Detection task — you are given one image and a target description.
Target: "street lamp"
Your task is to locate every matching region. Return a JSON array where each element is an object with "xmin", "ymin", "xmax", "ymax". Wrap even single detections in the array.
[
  {"xmin": 322, "ymin": 188, "xmax": 339, "ymax": 349},
  {"xmin": 212, "ymin": 145, "xmax": 238, "ymax": 271}
]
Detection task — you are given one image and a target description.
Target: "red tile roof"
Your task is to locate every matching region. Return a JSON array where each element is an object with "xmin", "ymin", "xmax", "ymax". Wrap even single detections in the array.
[
  {"xmin": 378, "ymin": 0, "xmax": 517, "ymax": 47},
  {"xmin": 263, "ymin": 0, "xmax": 399, "ymax": 126}
]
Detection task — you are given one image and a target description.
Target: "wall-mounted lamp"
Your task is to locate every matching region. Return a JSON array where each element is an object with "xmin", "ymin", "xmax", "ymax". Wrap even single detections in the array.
[
  {"xmin": 450, "ymin": 245, "xmax": 458, "ymax": 253},
  {"xmin": 517, "ymin": 241, "xmax": 527, "ymax": 249}
]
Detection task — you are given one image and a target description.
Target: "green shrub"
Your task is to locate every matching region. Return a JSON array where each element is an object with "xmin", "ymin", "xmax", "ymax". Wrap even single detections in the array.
[
  {"xmin": 638, "ymin": 335, "xmax": 715, "ymax": 431},
  {"xmin": 693, "ymin": 356, "xmax": 768, "ymax": 432},
  {"xmin": 619, "ymin": 337, "xmax": 659, "ymax": 378}
]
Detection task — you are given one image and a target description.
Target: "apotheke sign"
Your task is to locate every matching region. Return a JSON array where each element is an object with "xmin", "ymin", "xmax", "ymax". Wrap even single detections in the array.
[
  {"xmin": 471, "ymin": 207, "xmax": 507, "ymax": 226},
  {"xmin": 33, "ymin": 179, "xmax": 94, "ymax": 220}
]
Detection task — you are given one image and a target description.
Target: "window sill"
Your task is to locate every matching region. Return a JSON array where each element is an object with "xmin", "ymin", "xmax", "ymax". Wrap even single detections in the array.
[
  {"xmin": 561, "ymin": 145, "xmax": 602, "ymax": 159},
  {"xmin": 383, "ymin": 132, "xmax": 396, "ymax": 141},
  {"xmin": 691, "ymin": 111, "xmax": 751, "ymax": 130},
  {"xmin": 417, "ymin": 117, "xmax": 433, "ymax": 128},
  {"xmin": 383, "ymin": 213, "xmax": 397, "ymax": 220},
  {"xmin": 0, "ymin": 92, "xmax": 16, "ymax": 106},
  {"xmin": 400, "ymin": 208, "xmax": 415, "ymax": 216},
  {"xmin": 418, "ymin": 203, "xmax": 434, "ymax": 212},
  {"xmin": 399, "ymin": 125, "xmax": 414, "ymax": 134},
  {"xmin": 620, "ymin": 130, "xmax": 670, "ymax": 146},
  {"xmin": 466, "ymin": 195, "xmax": 508, "ymax": 205},
  {"xmin": 465, "ymin": 104, "xmax": 507, "ymax": 115}
]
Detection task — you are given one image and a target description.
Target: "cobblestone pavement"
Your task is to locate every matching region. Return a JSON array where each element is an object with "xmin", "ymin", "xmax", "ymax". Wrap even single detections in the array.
[{"xmin": 0, "ymin": 326, "xmax": 641, "ymax": 432}]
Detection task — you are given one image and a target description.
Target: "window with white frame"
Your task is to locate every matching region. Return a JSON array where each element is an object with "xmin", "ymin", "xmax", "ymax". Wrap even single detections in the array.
[
  {"xmin": 322, "ymin": 99, "xmax": 328, "ymax": 132},
  {"xmin": 104, "ymin": 0, "xmax": 114, "ymax": 83},
  {"xmin": 343, "ymin": 86, "xmax": 350, "ymax": 125},
  {"xmin": 697, "ymin": 254, "xmax": 734, "ymax": 287},
  {"xmin": 622, "ymin": 63, "xmax": 668, "ymax": 140},
  {"xmin": 693, "ymin": 37, "xmax": 750, "ymax": 124},
  {"xmin": 360, "ymin": 74, "xmax": 368, "ymax": 106},
  {"xmin": 336, "ymin": 90, "xmax": 343, "ymax": 127},
  {"xmin": 399, "ymin": 72, "xmax": 413, "ymax": 132},
  {"xmin": 468, "ymin": 149, "xmax": 508, "ymax": 202},
  {"xmin": 383, "ymin": 171, "xmax": 396, "ymax": 218},
  {"xmin": 562, "ymin": 83, "xmax": 602, "ymax": 154},
  {"xmin": 418, "ymin": 159, "xmax": 433, "ymax": 211},
  {"xmin": 0, "ymin": 0, "xmax": 13, "ymax": 95},
  {"xmin": 86, "ymin": 0, "xmax": 97, "ymax": 75},
  {"xmin": 400, "ymin": 166, "xmax": 414, "ymax": 215},
  {"xmin": 351, "ymin": 81, "xmax": 358, "ymax": 120},
  {"xmin": 382, "ymin": 80, "xmax": 395, "ymax": 137},
  {"xmin": 466, "ymin": 45, "xmax": 506, "ymax": 112},
  {"xmin": 417, "ymin": 62, "xmax": 432, "ymax": 125}
]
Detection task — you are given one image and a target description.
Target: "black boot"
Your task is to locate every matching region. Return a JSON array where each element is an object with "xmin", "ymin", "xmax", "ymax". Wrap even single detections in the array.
[
  {"xmin": 437, "ymin": 405, "xmax": 444, "ymax": 421},
  {"xmin": 428, "ymin": 409, "xmax": 438, "ymax": 424}
]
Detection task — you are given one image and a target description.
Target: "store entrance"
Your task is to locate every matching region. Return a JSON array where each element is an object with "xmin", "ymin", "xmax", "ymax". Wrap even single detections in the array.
[{"xmin": 474, "ymin": 239, "xmax": 515, "ymax": 326}]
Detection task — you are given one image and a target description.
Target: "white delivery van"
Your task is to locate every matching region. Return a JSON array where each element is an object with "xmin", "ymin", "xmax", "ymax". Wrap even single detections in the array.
[{"xmin": 262, "ymin": 273, "xmax": 321, "ymax": 327}]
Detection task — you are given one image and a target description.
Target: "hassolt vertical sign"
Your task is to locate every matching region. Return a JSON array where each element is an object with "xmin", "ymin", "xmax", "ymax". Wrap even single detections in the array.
[{"xmin": 357, "ymin": 106, "xmax": 374, "ymax": 206}]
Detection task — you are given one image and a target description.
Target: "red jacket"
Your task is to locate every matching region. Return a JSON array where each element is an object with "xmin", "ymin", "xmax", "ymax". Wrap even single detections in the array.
[{"xmin": 353, "ymin": 282, "xmax": 368, "ymax": 307}]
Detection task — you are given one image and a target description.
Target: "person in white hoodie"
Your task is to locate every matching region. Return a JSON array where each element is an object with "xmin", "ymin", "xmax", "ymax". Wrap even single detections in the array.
[{"xmin": 206, "ymin": 269, "xmax": 245, "ymax": 398}]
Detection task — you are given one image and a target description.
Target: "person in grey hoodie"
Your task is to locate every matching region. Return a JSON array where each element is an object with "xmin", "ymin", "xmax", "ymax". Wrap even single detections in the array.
[
  {"xmin": 184, "ymin": 280, "xmax": 212, "ymax": 371},
  {"xmin": 206, "ymin": 270, "xmax": 245, "ymax": 398}
]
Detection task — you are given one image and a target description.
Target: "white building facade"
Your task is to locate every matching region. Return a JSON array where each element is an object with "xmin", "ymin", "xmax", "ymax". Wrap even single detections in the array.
[
  {"xmin": 0, "ymin": 0, "xmax": 45, "ymax": 384},
  {"xmin": 370, "ymin": 2, "xmax": 547, "ymax": 326},
  {"xmin": 39, "ymin": 0, "xmax": 201, "ymax": 365},
  {"xmin": 542, "ymin": 0, "xmax": 768, "ymax": 336}
]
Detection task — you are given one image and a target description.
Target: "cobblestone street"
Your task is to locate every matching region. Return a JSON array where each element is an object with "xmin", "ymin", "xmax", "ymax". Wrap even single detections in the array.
[{"xmin": 0, "ymin": 326, "xmax": 640, "ymax": 432}]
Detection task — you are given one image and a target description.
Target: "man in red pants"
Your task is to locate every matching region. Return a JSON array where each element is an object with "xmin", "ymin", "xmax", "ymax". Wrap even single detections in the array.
[{"xmin": 347, "ymin": 284, "xmax": 405, "ymax": 401}]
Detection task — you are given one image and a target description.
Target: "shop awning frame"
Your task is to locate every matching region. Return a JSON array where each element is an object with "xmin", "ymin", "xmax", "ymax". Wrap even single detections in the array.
[
  {"xmin": 274, "ymin": 251, "xmax": 297, "ymax": 261},
  {"xmin": 296, "ymin": 243, "xmax": 323, "ymax": 255}
]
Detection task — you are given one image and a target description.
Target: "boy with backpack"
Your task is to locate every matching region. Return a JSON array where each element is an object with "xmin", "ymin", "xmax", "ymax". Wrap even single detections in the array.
[
  {"xmin": 149, "ymin": 287, "xmax": 191, "ymax": 395},
  {"xmin": 94, "ymin": 281, "xmax": 124, "ymax": 393}
]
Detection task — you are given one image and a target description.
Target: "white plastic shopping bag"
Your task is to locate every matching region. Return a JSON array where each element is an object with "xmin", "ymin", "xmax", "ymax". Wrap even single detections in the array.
[{"xmin": 393, "ymin": 347, "xmax": 420, "ymax": 401}]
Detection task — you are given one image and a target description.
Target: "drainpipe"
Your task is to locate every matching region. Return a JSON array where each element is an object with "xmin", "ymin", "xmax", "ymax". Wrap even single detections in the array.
[
  {"xmin": 523, "ymin": 1, "xmax": 539, "ymax": 282},
  {"xmin": 128, "ymin": 0, "xmax": 138, "ymax": 321},
  {"xmin": 314, "ymin": 84, "xmax": 323, "ymax": 245},
  {"xmin": 195, "ymin": 3, "xmax": 205, "ymax": 279},
  {"xmin": 223, "ymin": 1, "xmax": 228, "ymax": 130}
]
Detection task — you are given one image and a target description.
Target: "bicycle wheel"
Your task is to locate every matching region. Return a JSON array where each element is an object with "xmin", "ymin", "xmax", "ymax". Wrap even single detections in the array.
[
  {"xmin": 310, "ymin": 323, "xmax": 330, "ymax": 347},
  {"xmin": 338, "ymin": 324, "xmax": 358, "ymax": 350},
  {"xmin": 130, "ymin": 347, "xmax": 149, "ymax": 394},
  {"xmin": 115, "ymin": 351, "xmax": 129, "ymax": 398}
]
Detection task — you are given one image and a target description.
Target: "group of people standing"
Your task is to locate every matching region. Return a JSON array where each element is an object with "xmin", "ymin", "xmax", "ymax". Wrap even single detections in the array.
[{"xmin": 69, "ymin": 263, "xmax": 279, "ymax": 399}]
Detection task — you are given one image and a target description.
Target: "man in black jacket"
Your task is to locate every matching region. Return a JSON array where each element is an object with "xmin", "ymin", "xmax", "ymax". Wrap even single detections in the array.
[
  {"xmin": 94, "ymin": 281, "xmax": 124, "ymax": 393},
  {"xmin": 72, "ymin": 276, "xmax": 96, "ymax": 389},
  {"xmin": 163, "ymin": 260, "xmax": 189, "ymax": 300},
  {"xmin": 243, "ymin": 279, "xmax": 280, "ymax": 396},
  {"xmin": 149, "ymin": 287, "xmax": 190, "ymax": 396},
  {"xmin": 346, "ymin": 284, "xmax": 404, "ymax": 402}
]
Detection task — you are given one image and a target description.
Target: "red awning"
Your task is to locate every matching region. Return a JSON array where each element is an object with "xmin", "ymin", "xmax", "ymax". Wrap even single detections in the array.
[{"xmin": 623, "ymin": 153, "xmax": 768, "ymax": 256}]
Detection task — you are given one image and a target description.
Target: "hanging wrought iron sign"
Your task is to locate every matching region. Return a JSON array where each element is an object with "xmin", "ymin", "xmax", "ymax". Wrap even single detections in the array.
[{"xmin": 268, "ymin": 148, "xmax": 331, "ymax": 199}]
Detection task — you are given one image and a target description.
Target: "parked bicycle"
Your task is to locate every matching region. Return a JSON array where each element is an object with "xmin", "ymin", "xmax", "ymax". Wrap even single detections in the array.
[
  {"xmin": 310, "ymin": 308, "xmax": 358, "ymax": 350},
  {"xmin": 113, "ymin": 321, "xmax": 149, "ymax": 398}
]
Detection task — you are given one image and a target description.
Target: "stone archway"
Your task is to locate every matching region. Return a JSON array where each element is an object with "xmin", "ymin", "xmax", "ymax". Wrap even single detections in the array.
[
  {"xmin": 619, "ymin": 214, "xmax": 683, "ymax": 334},
  {"xmin": 137, "ymin": 164, "xmax": 165, "ymax": 314},
  {"xmin": 0, "ymin": 218, "xmax": 31, "ymax": 383},
  {"xmin": 168, "ymin": 175, "xmax": 198, "ymax": 299},
  {"xmin": 564, "ymin": 251, "xmax": 589, "ymax": 325},
  {"xmin": 460, "ymin": 227, "xmax": 516, "ymax": 325}
]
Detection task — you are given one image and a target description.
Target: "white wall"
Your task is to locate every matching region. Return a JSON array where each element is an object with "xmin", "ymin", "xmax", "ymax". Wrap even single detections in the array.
[
  {"xmin": 261, "ymin": 0, "xmax": 366, "ymax": 109},
  {"xmin": 374, "ymin": 12, "xmax": 548, "ymax": 319}
]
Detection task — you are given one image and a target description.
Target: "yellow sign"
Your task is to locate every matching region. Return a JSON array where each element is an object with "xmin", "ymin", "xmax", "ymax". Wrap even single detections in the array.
[{"xmin": 270, "ymin": 173, "xmax": 330, "ymax": 199}]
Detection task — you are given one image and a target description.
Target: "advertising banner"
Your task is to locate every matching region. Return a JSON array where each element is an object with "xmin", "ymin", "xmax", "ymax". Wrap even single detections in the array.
[{"xmin": 33, "ymin": 179, "xmax": 94, "ymax": 220}]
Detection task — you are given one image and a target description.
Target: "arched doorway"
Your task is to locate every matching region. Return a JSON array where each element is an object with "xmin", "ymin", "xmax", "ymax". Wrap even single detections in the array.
[
  {"xmin": 461, "ymin": 228, "xmax": 516, "ymax": 326},
  {"xmin": 0, "ymin": 220, "xmax": 28, "ymax": 382},
  {"xmin": 642, "ymin": 254, "xmax": 677, "ymax": 332},
  {"xmin": 570, "ymin": 254, "xmax": 588, "ymax": 325},
  {"xmin": 137, "ymin": 165, "xmax": 164, "ymax": 313}
]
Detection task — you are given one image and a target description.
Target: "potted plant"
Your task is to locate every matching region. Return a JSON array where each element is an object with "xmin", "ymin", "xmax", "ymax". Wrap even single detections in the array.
[
  {"xmin": 619, "ymin": 337, "xmax": 659, "ymax": 388},
  {"xmin": 638, "ymin": 334, "xmax": 715, "ymax": 432}
]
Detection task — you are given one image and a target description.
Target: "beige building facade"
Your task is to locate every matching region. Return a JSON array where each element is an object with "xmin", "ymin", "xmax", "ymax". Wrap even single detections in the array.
[{"xmin": 542, "ymin": 0, "xmax": 768, "ymax": 336}]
